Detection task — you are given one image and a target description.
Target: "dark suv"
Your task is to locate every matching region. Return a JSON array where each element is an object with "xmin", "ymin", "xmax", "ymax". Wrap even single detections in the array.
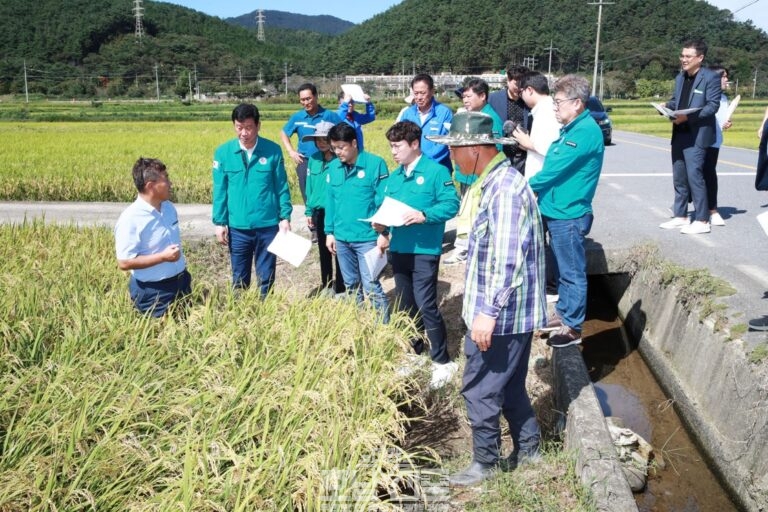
[{"xmin": 587, "ymin": 96, "xmax": 612, "ymax": 145}]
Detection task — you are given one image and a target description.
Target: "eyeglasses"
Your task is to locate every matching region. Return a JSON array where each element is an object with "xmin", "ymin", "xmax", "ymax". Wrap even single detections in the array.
[
  {"xmin": 679, "ymin": 53, "xmax": 700, "ymax": 61},
  {"xmin": 553, "ymin": 97, "xmax": 578, "ymax": 109}
]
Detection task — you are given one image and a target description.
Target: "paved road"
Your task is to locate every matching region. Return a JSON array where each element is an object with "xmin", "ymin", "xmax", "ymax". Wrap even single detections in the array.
[
  {"xmin": 2, "ymin": 130, "xmax": 767, "ymax": 343},
  {"xmin": 593, "ymin": 130, "xmax": 768, "ymax": 345}
]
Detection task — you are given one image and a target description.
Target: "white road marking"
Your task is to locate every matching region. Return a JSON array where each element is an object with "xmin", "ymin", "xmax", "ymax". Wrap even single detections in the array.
[
  {"xmin": 602, "ymin": 173, "xmax": 753, "ymax": 177},
  {"xmin": 626, "ymin": 194, "xmax": 641, "ymax": 202},
  {"xmin": 735, "ymin": 264, "xmax": 768, "ymax": 289}
]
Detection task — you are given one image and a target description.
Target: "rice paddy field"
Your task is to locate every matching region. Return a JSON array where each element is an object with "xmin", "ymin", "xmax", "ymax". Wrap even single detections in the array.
[{"xmin": 2, "ymin": 96, "xmax": 765, "ymax": 510}]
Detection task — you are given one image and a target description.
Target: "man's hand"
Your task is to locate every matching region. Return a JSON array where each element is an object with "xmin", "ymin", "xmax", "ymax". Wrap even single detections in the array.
[
  {"xmin": 723, "ymin": 119, "xmax": 732, "ymax": 130},
  {"xmin": 371, "ymin": 222, "xmax": 387, "ymax": 233},
  {"xmin": 279, "ymin": 219, "xmax": 291, "ymax": 233},
  {"xmin": 161, "ymin": 244, "xmax": 181, "ymax": 262},
  {"xmin": 470, "ymin": 313, "xmax": 496, "ymax": 352},
  {"xmin": 512, "ymin": 126, "xmax": 533, "ymax": 151},
  {"xmin": 402, "ymin": 210, "xmax": 426, "ymax": 226},
  {"xmin": 288, "ymin": 149, "xmax": 304, "ymax": 165},
  {"xmin": 307, "ymin": 216, "xmax": 315, "ymax": 230},
  {"xmin": 326, "ymin": 234, "xmax": 337, "ymax": 255},
  {"xmin": 377, "ymin": 233, "xmax": 390, "ymax": 254},
  {"xmin": 672, "ymin": 113, "xmax": 688, "ymax": 125},
  {"xmin": 215, "ymin": 225, "xmax": 228, "ymax": 245}
]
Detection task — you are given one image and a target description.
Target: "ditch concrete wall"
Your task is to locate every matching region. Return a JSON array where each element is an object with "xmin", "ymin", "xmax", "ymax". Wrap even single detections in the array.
[
  {"xmin": 596, "ymin": 253, "xmax": 768, "ymax": 512},
  {"xmin": 551, "ymin": 347, "xmax": 638, "ymax": 511}
]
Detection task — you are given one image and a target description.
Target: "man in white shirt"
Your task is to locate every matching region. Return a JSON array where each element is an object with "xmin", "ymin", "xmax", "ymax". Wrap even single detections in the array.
[
  {"xmin": 115, "ymin": 157, "xmax": 191, "ymax": 317},
  {"xmin": 511, "ymin": 71, "xmax": 562, "ymax": 179}
]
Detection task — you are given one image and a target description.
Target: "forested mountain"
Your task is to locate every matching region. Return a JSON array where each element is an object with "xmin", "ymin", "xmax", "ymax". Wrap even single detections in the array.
[
  {"xmin": 316, "ymin": 0, "xmax": 768, "ymax": 94},
  {"xmin": 0, "ymin": 0, "xmax": 766, "ymax": 99},
  {"xmin": 227, "ymin": 10, "xmax": 354, "ymax": 35}
]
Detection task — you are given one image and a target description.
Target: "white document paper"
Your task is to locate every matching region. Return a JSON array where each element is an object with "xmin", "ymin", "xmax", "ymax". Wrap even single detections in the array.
[
  {"xmin": 363, "ymin": 245, "xmax": 388, "ymax": 280},
  {"xmin": 341, "ymin": 83, "xmax": 367, "ymax": 103},
  {"xmin": 650, "ymin": 102, "xmax": 702, "ymax": 119},
  {"xmin": 359, "ymin": 196, "xmax": 418, "ymax": 227},
  {"xmin": 724, "ymin": 94, "xmax": 740, "ymax": 124},
  {"xmin": 267, "ymin": 230, "xmax": 312, "ymax": 268},
  {"xmin": 757, "ymin": 211, "xmax": 768, "ymax": 238}
]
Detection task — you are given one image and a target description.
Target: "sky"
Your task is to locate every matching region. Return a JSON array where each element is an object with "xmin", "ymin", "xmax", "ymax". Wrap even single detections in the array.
[
  {"xmin": 160, "ymin": 0, "xmax": 767, "ymax": 32},
  {"xmin": 706, "ymin": 0, "xmax": 767, "ymax": 33},
  {"xmin": 159, "ymin": 1, "xmax": 403, "ymax": 24}
]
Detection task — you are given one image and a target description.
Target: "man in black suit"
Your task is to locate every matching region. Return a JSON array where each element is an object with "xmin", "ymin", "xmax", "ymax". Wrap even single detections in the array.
[
  {"xmin": 659, "ymin": 39, "xmax": 721, "ymax": 235},
  {"xmin": 488, "ymin": 66, "xmax": 530, "ymax": 174}
]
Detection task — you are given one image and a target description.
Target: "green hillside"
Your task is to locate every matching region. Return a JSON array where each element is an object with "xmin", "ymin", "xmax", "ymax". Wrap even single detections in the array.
[{"xmin": 0, "ymin": 0, "xmax": 766, "ymax": 99}]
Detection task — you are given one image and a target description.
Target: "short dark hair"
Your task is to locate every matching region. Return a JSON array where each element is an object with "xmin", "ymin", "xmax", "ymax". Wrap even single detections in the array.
[
  {"xmin": 386, "ymin": 121, "xmax": 421, "ymax": 145},
  {"xmin": 683, "ymin": 38, "xmax": 708, "ymax": 57},
  {"xmin": 132, "ymin": 157, "xmax": 167, "ymax": 193},
  {"xmin": 520, "ymin": 71, "xmax": 550, "ymax": 95},
  {"xmin": 231, "ymin": 103, "xmax": 259, "ymax": 124},
  {"xmin": 708, "ymin": 65, "xmax": 729, "ymax": 78},
  {"xmin": 465, "ymin": 78, "xmax": 490, "ymax": 100},
  {"xmin": 298, "ymin": 83, "xmax": 318, "ymax": 97},
  {"xmin": 506, "ymin": 66, "xmax": 530, "ymax": 83},
  {"xmin": 411, "ymin": 73, "xmax": 434, "ymax": 91},
  {"xmin": 328, "ymin": 122, "xmax": 357, "ymax": 144}
]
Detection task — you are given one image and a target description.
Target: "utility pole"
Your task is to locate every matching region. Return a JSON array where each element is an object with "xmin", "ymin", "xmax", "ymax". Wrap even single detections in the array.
[
  {"xmin": 23, "ymin": 60, "xmax": 29, "ymax": 103},
  {"xmin": 544, "ymin": 40, "xmax": 558, "ymax": 77},
  {"xmin": 133, "ymin": 0, "xmax": 144, "ymax": 41},
  {"xmin": 256, "ymin": 10, "xmax": 266, "ymax": 42},
  {"xmin": 588, "ymin": 0, "xmax": 613, "ymax": 94},
  {"xmin": 753, "ymin": 68, "xmax": 758, "ymax": 99},
  {"xmin": 238, "ymin": 66, "xmax": 242, "ymax": 87},
  {"xmin": 154, "ymin": 63, "xmax": 160, "ymax": 101},
  {"xmin": 187, "ymin": 70, "xmax": 192, "ymax": 99},
  {"xmin": 284, "ymin": 62, "xmax": 288, "ymax": 97}
]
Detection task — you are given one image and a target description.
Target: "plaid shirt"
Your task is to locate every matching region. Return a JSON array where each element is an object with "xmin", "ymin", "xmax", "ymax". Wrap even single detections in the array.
[{"xmin": 462, "ymin": 153, "xmax": 547, "ymax": 335}]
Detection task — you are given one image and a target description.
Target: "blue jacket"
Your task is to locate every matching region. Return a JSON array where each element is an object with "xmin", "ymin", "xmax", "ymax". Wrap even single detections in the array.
[
  {"xmin": 400, "ymin": 99, "xmax": 453, "ymax": 172},
  {"xmin": 666, "ymin": 67, "xmax": 720, "ymax": 149},
  {"xmin": 336, "ymin": 101, "xmax": 376, "ymax": 152}
]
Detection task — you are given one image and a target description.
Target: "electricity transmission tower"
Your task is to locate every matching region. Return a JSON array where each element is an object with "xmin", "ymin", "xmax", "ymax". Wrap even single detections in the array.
[
  {"xmin": 256, "ymin": 10, "xmax": 265, "ymax": 42},
  {"xmin": 133, "ymin": 0, "xmax": 144, "ymax": 41}
]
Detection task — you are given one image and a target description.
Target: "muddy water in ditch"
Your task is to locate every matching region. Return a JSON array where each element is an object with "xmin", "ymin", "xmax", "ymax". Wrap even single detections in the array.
[{"xmin": 581, "ymin": 276, "xmax": 738, "ymax": 512}]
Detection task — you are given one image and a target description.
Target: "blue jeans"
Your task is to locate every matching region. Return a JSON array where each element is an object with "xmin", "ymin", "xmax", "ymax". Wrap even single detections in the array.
[
  {"xmin": 335, "ymin": 240, "xmax": 390, "ymax": 323},
  {"xmin": 228, "ymin": 226, "xmax": 278, "ymax": 299},
  {"xmin": 461, "ymin": 331, "xmax": 540, "ymax": 465},
  {"xmin": 129, "ymin": 270, "xmax": 191, "ymax": 318},
  {"xmin": 545, "ymin": 214, "xmax": 593, "ymax": 332}
]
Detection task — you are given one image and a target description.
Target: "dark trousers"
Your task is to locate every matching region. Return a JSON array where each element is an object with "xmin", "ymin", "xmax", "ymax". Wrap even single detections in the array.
[
  {"xmin": 461, "ymin": 330, "xmax": 540, "ymax": 465},
  {"xmin": 296, "ymin": 159, "xmax": 309, "ymax": 203},
  {"xmin": 703, "ymin": 146, "xmax": 720, "ymax": 211},
  {"xmin": 672, "ymin": 144, "xmax": 709, "ymax": 222},
  {"xmin": 228, "ymin": 226, "xmax": 278, "ymax": 298},
  {"xmin": 129, "ymin": 269, "xmax": 191, "ymax": 318},
  {"xmin": 391, "ymin": 252, "xmax": 449, "ymax": 364},
  {"xmin": 314, "ymin": 209, "xmax": 345, "ymax": 294}
]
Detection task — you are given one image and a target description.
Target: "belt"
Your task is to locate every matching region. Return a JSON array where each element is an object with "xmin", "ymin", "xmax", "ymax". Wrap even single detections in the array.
[{"xmin": 138, "ymin": 270, "xmax": 188, "ymax": 285}]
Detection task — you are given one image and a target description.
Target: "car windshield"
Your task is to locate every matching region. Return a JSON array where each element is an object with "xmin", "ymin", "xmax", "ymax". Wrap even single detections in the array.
[{"xmin": 586, "ymin": 97, "xmax": 605, "ymax": 112}]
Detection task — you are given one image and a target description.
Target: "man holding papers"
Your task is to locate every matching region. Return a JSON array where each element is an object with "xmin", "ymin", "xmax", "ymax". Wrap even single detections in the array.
[
  {"xmin": 325, "ymin": 122, "xmax": 390, "ymax": 322},
  {"xmin": 376, "ymin": 121, "xmax": 460, "ymax": 388},
  {"xmin": 212, "ymin": 103, "xmax": 292, "ymax": 298},
  {"xmin": 658, "ymin": 39, "xmax": 721, "ymax": 235}
]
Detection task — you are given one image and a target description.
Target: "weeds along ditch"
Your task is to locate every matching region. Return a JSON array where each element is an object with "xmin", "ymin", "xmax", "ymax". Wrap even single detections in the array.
[{"xmin": 0, "ymin": 221, "xmax": 435, "ymax": 510}]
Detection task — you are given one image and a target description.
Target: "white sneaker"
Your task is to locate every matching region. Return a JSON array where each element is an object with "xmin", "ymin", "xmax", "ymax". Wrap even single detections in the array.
[
  {"xmin": 710, "ymin": 212, "xmax": 725, "ymax": 226},
  {"xmin": 659, "ymin": 217, "xmax": 689, "ymax": 229},
  {"xmin": 443, "ymin": 249, "xmax": 468, "ymax": 265},
  {"xmin": 430, "ymin": 361, "xmax": 458, "ymax": 389},
  {"xmin": 680, "ymin": 221, "xmax": 710, "ymax": 234}
]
